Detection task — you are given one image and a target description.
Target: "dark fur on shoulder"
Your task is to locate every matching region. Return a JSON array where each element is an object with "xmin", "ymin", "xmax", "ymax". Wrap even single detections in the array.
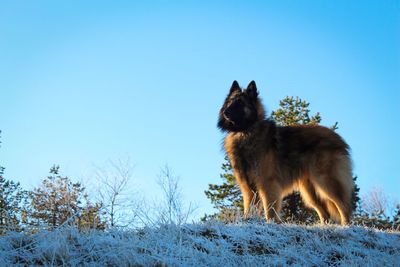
[{"xmin": 218, "ymin": 81, "xmax": 354, "ymax": 225}]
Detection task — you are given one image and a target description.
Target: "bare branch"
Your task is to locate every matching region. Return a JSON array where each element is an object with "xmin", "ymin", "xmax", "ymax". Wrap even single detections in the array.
[{"xmin": 94, "ymin": 158, "xmax": 137, "ymax": 227}]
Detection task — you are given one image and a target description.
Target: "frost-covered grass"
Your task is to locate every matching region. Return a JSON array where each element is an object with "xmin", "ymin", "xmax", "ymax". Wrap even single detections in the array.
[{"xmin": 0, "ymin": 222, "xmax": 399, "ymax": 266}]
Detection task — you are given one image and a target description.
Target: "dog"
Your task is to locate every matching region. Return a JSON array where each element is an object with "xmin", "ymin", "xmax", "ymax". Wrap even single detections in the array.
[{"xmin": 218, "ymin": 80, "xmax": 354, "ymax": 225}]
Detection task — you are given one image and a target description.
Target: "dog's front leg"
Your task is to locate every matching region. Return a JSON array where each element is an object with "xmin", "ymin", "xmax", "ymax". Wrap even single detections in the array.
[
  {"xmin": 257, "ymin": 179, "xmax": 282, "ymax": 222},
  {"xmin": 235, "ymin": 176, "xmax": 255, "ymax": 218}
]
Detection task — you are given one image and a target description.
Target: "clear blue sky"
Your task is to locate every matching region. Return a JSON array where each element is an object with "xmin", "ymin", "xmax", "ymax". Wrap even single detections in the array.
[{"xmin": 1, "ymin": 1, "xmax": 399, "ymax": 217}]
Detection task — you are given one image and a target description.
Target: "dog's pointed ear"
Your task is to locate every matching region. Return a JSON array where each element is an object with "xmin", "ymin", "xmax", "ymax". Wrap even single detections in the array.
[
  {"xmin": 246, "ymin": 80, "xmax": 258, "ymax": 99},
  {"xmin": 229, "ymin": 80, "xmax": 241, "ymax": 94}
]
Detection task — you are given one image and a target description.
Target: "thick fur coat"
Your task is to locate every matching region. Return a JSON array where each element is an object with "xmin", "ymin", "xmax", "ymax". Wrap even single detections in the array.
[{"xmin": 218, "ymin": 81, "xmax": 354, "ymax": 225}]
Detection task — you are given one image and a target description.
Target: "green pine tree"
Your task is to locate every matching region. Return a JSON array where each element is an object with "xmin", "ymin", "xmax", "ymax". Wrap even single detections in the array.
[
  {"xmin": 393, "ymin": 204, "xmax": 400, "ymax": 230},
  {"xmin": 0, "ymin": 131, "xmax": 29, "ymax": 233},
  {"xmin": 0, "ymin": 169, "xmax": 29, "ymax": 233},
  {"xmin": 29, "ymin": 165, "xmax": 105, "ymax": 230},
  {"xmin": 271, "ymin": 96, "xmax": 322, "ymax": 126},
  {"xmin": 351, "ymin": 176, "xmax": 361, "ymax": 213},
  {"xmin": 204, "ymin": 157, "xmax": 242, "ymax": 221}
]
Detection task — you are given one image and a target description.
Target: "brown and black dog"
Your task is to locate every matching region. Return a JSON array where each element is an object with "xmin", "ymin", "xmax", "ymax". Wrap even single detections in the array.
[{"xmin": 218, "ymin": 81, "xmax": 354, "ymax": 225}]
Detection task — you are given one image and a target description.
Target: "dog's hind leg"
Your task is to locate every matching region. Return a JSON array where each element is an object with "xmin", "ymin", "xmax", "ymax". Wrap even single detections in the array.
[
  {"xmin": 312, "ymin": 178, "xmax": 352, "ymax": 225},
  {"xmin": 313, "ymin": 164, "xmax": 353, "ymax": 224},
  {"xmin": 298, "ymin": 178, "xmax": 329, "ymax": 224},
  {"xmin": 310, "ymin": 153, "xmax": 354, "ymax": 225},
  {"xmin": 325, "ymin": 199, "xmax": 342, "ymax": 224}
]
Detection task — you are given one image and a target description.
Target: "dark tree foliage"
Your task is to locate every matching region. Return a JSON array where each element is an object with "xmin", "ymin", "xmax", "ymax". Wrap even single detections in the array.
[
  {"xmin": 205, "ymin": 96, "xmax": 361, "ymax": 224},
  {"xmin": 271, "ymin": 96, "xmax": 322, "ymax": 127},
  {"xmin": 352, "ymin": 187, "xmax": 399, "ymax": 230},
  {"xmin": 29, "ymin": 165, "xmax": 105, "ymax": 230},
  {"xmin": 0, "ymin": 131, "xmax": 29, "ymax": 233},
  {"xmin": 352, "ymin": 210, "xmax": 394, "ymax": 230},
  {"xmin": 393, "ymin": 205, "xmax": 400, "ymax": 230},
  {"xmin": 0, "ymin": 169, "xmax": 29, "ymax": 233},
  {"xmin": 203, "ymin": 158, "xmax": 243, "ymax": 221},
  {"xmin": 352, "ymin": 176, "xmax": 361, "ymax": 212}
]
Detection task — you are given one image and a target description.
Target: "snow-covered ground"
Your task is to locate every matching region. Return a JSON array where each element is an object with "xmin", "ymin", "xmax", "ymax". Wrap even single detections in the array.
[{"xmin": 0, "ymin": 222, "xmax": 399, "ymax": 266}]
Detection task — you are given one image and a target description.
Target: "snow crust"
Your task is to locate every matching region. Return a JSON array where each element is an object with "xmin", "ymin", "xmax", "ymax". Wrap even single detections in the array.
[{"xmin": 1, "ymin": 222, "xmax": 399, "ymax": 266}]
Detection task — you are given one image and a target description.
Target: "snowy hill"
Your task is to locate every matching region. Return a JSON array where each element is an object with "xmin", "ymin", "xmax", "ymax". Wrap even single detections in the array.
[{"xmin": 1, "ymin": 222, "xmax": 399, "ymax": 266}]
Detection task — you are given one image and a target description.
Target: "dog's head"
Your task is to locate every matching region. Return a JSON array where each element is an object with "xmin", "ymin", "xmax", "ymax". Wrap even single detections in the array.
[{"xmin": 218, "ymin": 80, "xmax": 265, "ymax": 132}]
